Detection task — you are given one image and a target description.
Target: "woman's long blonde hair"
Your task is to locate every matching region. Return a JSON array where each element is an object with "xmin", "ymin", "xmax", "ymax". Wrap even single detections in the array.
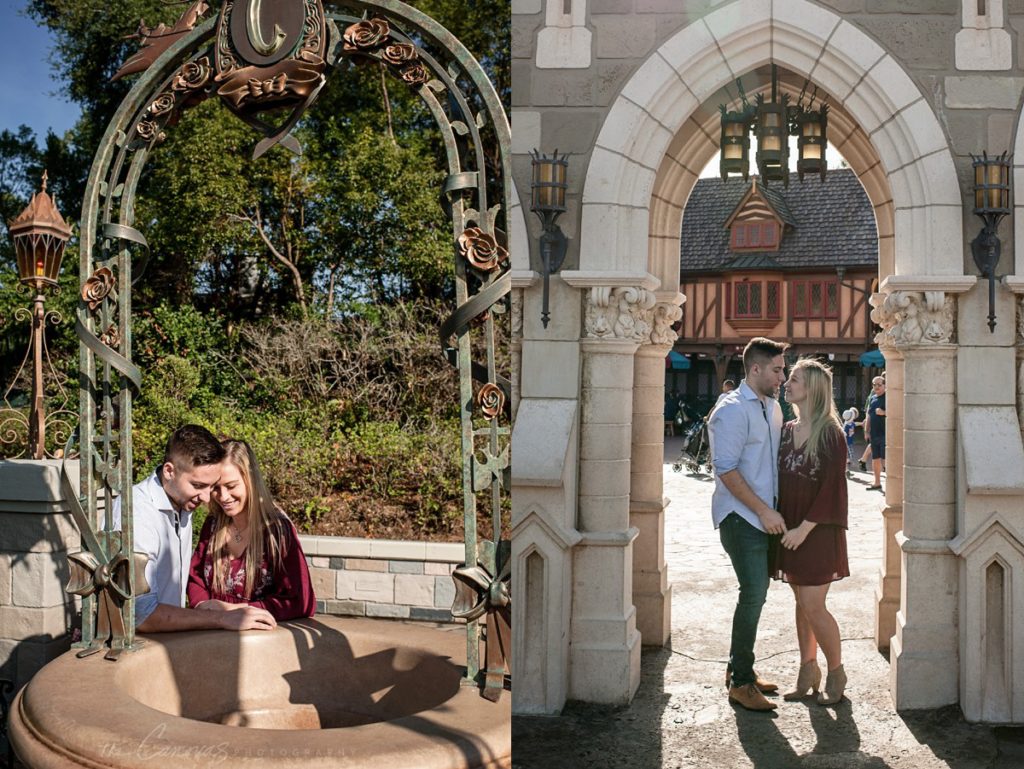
[
  {"xmin": 791, "ymin": 358, "xmax": 843, "ymax": 464},
  {"xmin": 208, "ymin": 440, "xmax": 288, "ymax": 599}
]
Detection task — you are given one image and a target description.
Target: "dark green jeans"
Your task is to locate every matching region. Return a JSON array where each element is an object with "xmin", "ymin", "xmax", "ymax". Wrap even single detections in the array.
[{"xmin": 719, "ymin": 512, "xmax": 770, "ymax": 688}]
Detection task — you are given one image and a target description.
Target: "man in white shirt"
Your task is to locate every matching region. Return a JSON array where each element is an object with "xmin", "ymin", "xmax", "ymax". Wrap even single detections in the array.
[
  {"xmin": 707, "ymin": 338, "xmax": 788, "ymax": 711},
  {"xmin": 128, "ymin": 425, "xmax": 276, "ymax": 632}
]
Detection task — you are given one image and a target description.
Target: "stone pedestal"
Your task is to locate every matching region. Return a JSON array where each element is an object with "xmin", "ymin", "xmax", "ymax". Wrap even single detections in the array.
[
  {"xmin": 569, "ymin": 337, "xmax": 642, "ymax": 703},
  {"xmin": 630, "ymin": 344, "xmax": 672, "ymax": 647},
  {"xmin": 0, "ymin": 460, "xmax": 81, "ymax": 693},
  {"xmin": 875, "ymin": 348, "xmax": 903, "ymax": 650},
  {"xmin": 890, "ymin": 346, "xmax": 959, "ymax": 709}
]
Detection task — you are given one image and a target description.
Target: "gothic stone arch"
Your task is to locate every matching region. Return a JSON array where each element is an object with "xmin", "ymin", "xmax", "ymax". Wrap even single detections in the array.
[{"xmin": 557, "ymin": 0, "xmax": 975, "ymax": 712}]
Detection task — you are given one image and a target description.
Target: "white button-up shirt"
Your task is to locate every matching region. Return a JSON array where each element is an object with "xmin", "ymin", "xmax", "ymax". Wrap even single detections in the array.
[
  {"xmin": 707, "ymin": 380, "xmax": 783, "ymax": 532},
  {"xmin": 113, "ymin": 471, "xmax": 192, "ymax": 626}
]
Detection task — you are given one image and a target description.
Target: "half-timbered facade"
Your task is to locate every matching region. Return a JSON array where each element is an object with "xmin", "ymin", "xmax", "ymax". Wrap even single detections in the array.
[{"xmin": 672, "ymin": 168, "xmax": 879, "ymax": 413}]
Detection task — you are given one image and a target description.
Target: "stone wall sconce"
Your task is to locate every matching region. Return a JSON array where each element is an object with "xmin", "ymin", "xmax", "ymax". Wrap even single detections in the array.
[
  {"xmin": 970, "ymin": 151, "xmax": 1012, "ymax": 332},
  {"xmin": 529, "ymin": 149, "xmax": 569, "ymax": 329}
]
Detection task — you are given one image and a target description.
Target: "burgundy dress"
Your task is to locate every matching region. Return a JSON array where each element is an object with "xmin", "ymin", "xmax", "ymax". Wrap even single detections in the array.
[
  {"xmin": 187, "ymin": 515, "xmax": 316, "ymax": 621},
  {"xmin": 771, "ymin": 422, "xmax": 850, "ymax": 586}
]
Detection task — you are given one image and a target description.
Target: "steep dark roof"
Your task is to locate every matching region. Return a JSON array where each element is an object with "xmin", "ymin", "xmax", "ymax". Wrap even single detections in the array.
[{"xmin": 680, "ymin": 168, "xmax": 877, "ymax": 274}]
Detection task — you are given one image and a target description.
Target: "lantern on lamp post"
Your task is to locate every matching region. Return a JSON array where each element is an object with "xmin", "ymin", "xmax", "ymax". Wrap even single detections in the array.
[{"xmin": 7, "ymin": 171, "xmax": 71, "ymax": 458}]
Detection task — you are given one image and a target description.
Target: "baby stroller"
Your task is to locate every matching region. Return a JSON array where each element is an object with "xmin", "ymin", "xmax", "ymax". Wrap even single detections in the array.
[{"xmin": 672, "ymin": 412, "xmax": 712, "ymax": 475}]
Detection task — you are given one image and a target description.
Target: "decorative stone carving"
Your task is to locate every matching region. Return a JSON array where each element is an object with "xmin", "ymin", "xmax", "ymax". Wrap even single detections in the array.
[
  {"xmin": 1016, "ymin": 295, "xmax": 1024, "ymax": 346},
  {"xmin": 870, "ymin": 291, "xmax": 955, "ymax": 348},
  {"xmin": 511, "ymin": 289, "xmax": 524, "ymax": 339},
  {"xmin": 584, "ymin": 286, "xmax": 655, "ymax": 342},
  {"xmin": 649, "ymin": 301, "xmax": 683, "ymax": 347}
]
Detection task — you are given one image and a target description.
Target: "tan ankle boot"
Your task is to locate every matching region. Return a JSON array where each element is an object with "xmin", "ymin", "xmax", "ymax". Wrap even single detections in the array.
[
  {"xmin": 729, "ymin": 683, "xmax": 778, "ymax": 711},
  {"xmin": 783, "ymin": 660, "xmax": 822, "ymax": 701},
  {"xmin": 817, "ymin": 665, "xmax": 847, "ymax": 705}
]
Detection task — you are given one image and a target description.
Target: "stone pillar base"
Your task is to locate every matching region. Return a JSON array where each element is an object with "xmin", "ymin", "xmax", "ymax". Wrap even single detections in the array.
[
  {"xmin": 568, "ymin": 621, "xmax": 642, "ymax": 704},
  {"xmin": 631, "ymin": 502, "xmax": 670, "ymax": 647},
  {"xmin": 875, "ymin": 504, "xmax": 902, "ymax": 651},
  {"xmin": 890, "ymin": 616, "xmax": 959, "ymax": 710}
]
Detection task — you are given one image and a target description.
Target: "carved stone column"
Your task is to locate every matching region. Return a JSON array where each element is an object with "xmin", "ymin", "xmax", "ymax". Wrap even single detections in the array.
[
  {"xmin": 868, "ymin": 294, "xmax": 902, "ymax": 651},
  {"xmin": 630, "ymin": 296, "xmax": 683, "ymax": 647},
  {"xmin": 568, "ymin": 286, "xmax": 649, "ymax": 703},
  {"xmin": 874, "ymin": 289, "xmax": 961, "ymax": 708}
]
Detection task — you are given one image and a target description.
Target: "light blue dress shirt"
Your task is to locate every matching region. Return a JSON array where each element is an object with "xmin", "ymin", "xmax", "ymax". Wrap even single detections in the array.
[{"xmin": 707, "ymin": 379, "xmax": 783, "ymax": 533}]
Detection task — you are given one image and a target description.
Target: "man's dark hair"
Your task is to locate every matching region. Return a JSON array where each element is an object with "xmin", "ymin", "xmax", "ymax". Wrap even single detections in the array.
[
  {"xmin": 164, "ymin": 424, "xmax": 226, "ymax": 470},
  {"xmin": 742, "ymin": 337, "xmax": 789, "ymax": 373}
]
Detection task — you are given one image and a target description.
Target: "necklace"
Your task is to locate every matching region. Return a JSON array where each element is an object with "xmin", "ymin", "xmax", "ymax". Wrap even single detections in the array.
[{"xmin": 228, "ymin": 521, "xmax": 249, "ymax": 543}]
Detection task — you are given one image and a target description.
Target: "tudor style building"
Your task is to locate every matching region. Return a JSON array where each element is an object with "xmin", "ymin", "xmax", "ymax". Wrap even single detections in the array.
[{"xmin": 672, "ymin": 168, "xmax": 880, "ymax": 413}]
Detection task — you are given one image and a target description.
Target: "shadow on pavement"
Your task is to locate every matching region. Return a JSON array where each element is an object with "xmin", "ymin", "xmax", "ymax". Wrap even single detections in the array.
[{"xmin": 511, "ymin": 646, "xmax": 671, "ymax": 769}]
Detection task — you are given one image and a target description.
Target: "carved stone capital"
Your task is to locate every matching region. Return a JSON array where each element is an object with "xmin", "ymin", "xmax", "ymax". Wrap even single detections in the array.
[
  {"xmin": 584, "ymin": 286, "xmax": 656, "ymax": 342},
  {"xmin": 649, "ymin": 301, "xmax": 683, "ymax": 347},
  {"xmin": 511, "ymin": 288, "xmax": 524, "ymax": 340},
  {"xmin": 1016, "ymin": 295, "xmax": 1024, "ymax": 347},
  {"xmin": 870, "ymin": 290, "xmax": 956, "ymax": 349}
]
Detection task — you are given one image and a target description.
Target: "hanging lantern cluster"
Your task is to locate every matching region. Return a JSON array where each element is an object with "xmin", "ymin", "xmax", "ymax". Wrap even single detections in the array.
[{"xmin": 719, "ymin": 64, "xmax": 829, "ymax": 186}]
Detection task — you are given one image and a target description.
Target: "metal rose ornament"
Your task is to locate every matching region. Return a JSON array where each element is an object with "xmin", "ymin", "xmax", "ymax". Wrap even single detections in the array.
[
  {"xmin": 458, "ymin": 227, "xmax": 509, "ymax": 273},
  {"xmin": 477, "ymin": 383, "xmax": 505, "ymax": 420},
  {"xmin": 343, "ymin": 18, "xmax": 390, "ymax": 50},
  {"xmin": 81, "ymin": 267, "xmax": 115, "ymax": 311}
]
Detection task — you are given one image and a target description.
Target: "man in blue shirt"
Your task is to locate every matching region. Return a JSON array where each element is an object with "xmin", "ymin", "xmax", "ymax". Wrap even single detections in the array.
[{"xmin": 707, "ymin": 338, "xmax": 787, "ymax": 711}]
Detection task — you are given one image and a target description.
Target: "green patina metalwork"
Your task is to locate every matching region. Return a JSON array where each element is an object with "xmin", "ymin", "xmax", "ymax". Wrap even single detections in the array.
[{"xmin": 68, "ymin": 0, "xmax": 510, "ymax": 696}]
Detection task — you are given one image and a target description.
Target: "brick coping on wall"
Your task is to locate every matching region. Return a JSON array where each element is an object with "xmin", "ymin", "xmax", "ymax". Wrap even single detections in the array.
[{"xmin": 299, "ymin": 536, "xmax": 466, "ymax": 624}]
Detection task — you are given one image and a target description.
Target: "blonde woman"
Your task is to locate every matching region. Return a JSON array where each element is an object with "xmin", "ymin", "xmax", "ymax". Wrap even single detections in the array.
[
  {"xmin": 187, "ymin": 440, "xmax": 315, "ymax": 621},
  {"xmin": 772, "ymin": 359, "xmax": 849, "ymax": 705}
]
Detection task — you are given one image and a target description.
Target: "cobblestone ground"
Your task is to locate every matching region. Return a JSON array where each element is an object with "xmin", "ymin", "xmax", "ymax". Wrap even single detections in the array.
[{"xmin": 512, "ymin": 437, "xmax": 1024, "ymax": 769}]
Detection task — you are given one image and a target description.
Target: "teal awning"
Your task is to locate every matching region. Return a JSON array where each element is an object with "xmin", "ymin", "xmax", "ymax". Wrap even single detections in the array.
[
  {"xmin": 859, "ymin": 349, "xmax": 885, "ymax": 368},
  {"xmin": 667, "ymin": 351, "xmax": 691, "ymax": 370}
]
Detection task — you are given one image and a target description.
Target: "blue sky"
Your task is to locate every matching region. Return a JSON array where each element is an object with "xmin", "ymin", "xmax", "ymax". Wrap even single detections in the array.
[{"xmin": 0, "ymin": 4, "xmax": 80, "ymax": 144}]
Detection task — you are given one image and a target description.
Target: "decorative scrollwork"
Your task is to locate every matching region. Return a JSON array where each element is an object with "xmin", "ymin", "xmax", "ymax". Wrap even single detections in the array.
[
  {"xmin": 458, "ymin": 227, "xmax": 509, "ymax": 273},
  {"xmin": 82, "ymin": 267, "xmax": 115, "ymax": 311},
  {"xmin": 477, "ymin": 383, "xmax": 505, "ymax": 420}
]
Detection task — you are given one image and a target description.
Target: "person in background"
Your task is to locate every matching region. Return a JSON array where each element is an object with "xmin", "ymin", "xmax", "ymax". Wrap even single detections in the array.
[
  {"xmin": 715, "ymin": 379, "xmax": 737, "ymax": 407},
  {"xmin": 188, "ymin": 439, "xmax": 316, "ymax": 621},
  {"xmin": 866, "ymin": 377, "xmax": 886, "ymax": 491},
  {"xmin": 842, "ymin": 408, "xmax": 858, "ymax": 473}
]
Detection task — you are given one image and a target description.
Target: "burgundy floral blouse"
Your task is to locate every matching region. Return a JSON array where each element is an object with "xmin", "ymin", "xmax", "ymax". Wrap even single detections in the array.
[
  {"xmin": 770, "ymin": 421, "xmax": 850, "ymax": 586},
  {"xmin": 187, "ymin": 515, "xmax": 315, "ymax": 621}
]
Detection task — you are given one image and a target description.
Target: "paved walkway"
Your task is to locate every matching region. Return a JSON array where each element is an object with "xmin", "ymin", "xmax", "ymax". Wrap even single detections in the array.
[{"xmin": 512, "ymin": 437, "xmax": 1024, "ymax": 769}]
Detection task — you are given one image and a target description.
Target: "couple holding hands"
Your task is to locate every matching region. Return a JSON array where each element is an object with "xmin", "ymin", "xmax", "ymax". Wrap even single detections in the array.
[
  {"xmin": 708, "ymin": 338, "xmax": 850, "ymax": 712},
  {"xmin": 125, "ymin": 425, "xmax": 315, "ymax": 634}
]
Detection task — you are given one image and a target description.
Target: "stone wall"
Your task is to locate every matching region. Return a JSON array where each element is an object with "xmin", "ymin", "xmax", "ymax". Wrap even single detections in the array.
[
  {"xmin": 0, "ymin": 460, "xmax": 80, "ymax": 693},
  {"xmin": 299, "ymin": 536, "xmax": 462, "ymax": 622}
]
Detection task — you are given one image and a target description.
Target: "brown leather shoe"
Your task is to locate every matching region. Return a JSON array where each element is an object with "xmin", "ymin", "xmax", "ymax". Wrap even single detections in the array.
[
  {"xmin": 725, "ymin": 665, "xmax": 779, "ymax": 693},
  {"xmin": 728, "ymin": 683, "xmax": 778, "ymax": 711}
]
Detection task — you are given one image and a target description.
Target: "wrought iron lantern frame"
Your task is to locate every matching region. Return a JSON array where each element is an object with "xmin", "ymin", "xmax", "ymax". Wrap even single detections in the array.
[
  {"xmin": 970, "ymin": 150, "xmax": 1013, "ymax": 333},
  {"xmin": 718, "ymin": 63, "xmax": 829, "ymax": 187},
  {"xmin": 65, "ymin": 0, "xmax": 511, "ymax": 700}
]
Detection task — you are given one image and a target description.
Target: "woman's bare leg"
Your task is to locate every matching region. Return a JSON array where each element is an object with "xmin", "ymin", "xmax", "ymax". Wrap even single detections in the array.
[
  {"xmin": 790, "ymin": 583, "xmax": 817, "ymax": 663},
  {"xmin": 794, "ymin": 583, "xmax": 842, "ymax": 671}
]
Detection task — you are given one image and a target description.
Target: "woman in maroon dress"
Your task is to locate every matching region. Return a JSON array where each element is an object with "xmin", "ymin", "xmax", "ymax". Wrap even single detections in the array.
[
  {"xmin": 188, "ymin": 439, "xmax": 315, "ymax": 621},
  {"xmin": 773, "ymin": 359, "xmax": 849, "ymax": 705}
]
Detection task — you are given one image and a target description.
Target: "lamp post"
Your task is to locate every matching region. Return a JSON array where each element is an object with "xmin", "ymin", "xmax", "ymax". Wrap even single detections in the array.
[
  {"xmin": 969, "ymin": 151, "xmax": 1012, "ymax": 332},
  {"xmin": 529, "ymin": 150, "xmax": 569, "ymax": 329},
  {"xmin": 7, "ymin": 171, "xmax": 71, "ymax": 458}
]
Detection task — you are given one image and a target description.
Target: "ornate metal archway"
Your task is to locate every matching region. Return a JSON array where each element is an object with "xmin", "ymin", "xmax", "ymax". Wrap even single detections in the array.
[{"xmin": 63, "ymin": 0, "xmax": 510, "ymax": 700}]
